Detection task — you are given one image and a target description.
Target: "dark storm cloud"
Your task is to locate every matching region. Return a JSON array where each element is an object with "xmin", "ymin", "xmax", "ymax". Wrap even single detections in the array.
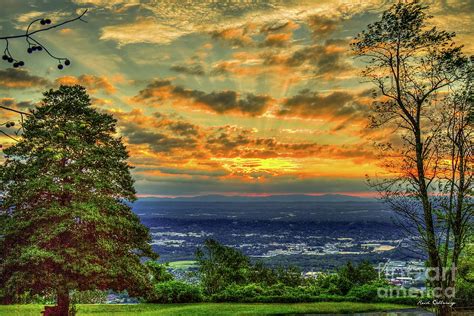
[
  {"xmin": 279, "ymin": 89, "xmax": 363, "ymax": 118},
  {"xmin": 205, "ymin": 128, "xmax": 253, "ymax": 153},
  {"xmin": 135, "ymin": 79, "xmax": 271, "ymax": 115},
  {"xmin": 0, "ymin": 68, "xmax": 50, "ymax": 89},
  {"xmin": 288, "ymin": 40, "xmax": 351, "ymax": 74},
  {"xmin": 194, "ymin": 91, "xmax": 270, "ymax": 115},
  {"xmin": 124, "ymin": 127, "xmax": 197, "ymax": 153},
  {"xmin": 167, "ymin": 121, "xmax": 200, "ymax": 137},
  {"xmin": 0, "ymin": 98, "xmax": 33, "ymax": 110},
  {"xmin": 262, "ymin": 39, "xmax": 353, "ymax": 77},
  {"xmin": 170, "ymin": 64, "xmax": 206, "ymax": 76}
]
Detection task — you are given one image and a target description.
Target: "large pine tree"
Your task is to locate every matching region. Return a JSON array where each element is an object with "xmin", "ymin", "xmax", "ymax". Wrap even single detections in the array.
[{"xmin": 0, "ymin": 85, "xmax": 157, "ymax": 315}]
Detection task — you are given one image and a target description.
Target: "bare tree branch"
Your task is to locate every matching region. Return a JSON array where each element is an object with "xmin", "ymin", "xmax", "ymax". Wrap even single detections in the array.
[{"xmin": 1, "ymin": 9, "xmax": 88, "ymax": 69}]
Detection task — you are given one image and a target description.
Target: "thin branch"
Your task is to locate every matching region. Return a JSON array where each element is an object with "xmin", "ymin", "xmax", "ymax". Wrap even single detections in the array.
[
  {"xmin": 0, "ymin": 10, "xmax": 88, "ymax": 41},
  {"xmin": 1, "ymin": 9, "xmax": 87, "ymax": 68}
]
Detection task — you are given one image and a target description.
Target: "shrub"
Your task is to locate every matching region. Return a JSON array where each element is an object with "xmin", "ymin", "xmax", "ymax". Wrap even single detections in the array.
[
  {"xmin": 454, "ymin": 279, "xmax": 474, "ymax": 307},
  {"xmin": 211, "ymin": 283, "xmax": 265, "ymax": 302},
  {"xmin": 210, "ymin": 283, "xmax": 345, "ymax": 303},
  {"xmin": 347, "ymin": 282, "xmax": 381, "ymax": 302},
  {"xmin": 147, "ymin": 281, "xmax": 203, "ymax": 303}
]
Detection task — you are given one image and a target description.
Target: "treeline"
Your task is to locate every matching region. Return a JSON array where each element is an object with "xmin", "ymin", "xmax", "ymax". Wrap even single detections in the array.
[
  {"xmin": 8, "ymin": 239, "xmax": 473, "ymax": 306},
  {"xmin": 146, "ymin": 239, "xmax": 421, "ymax": 305}
]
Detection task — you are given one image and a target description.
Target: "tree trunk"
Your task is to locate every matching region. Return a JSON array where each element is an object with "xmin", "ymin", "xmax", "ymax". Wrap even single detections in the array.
[
  {"xmin": 56, "ymin": 288, "xmax": 70, "ymax": 316},
  {"xmin": 414, "ymin": 130, "xmax": 441, "ymax": 275},
  {"xmin": 42, "ymin": 289, "xmax": 70, "ymax": 316},
  {"xmin": 436, "ymin": 304, "xmax": 452, "ymax": 316}
]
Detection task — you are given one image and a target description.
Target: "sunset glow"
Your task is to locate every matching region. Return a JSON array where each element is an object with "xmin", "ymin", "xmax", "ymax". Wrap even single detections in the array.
[{"xmin": 1, "ymin": 0, "xmax": 472, "ymax": 197}]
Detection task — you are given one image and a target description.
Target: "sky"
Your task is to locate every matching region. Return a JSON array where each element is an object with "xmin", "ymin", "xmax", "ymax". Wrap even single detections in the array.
[{"xmin": 0, "ymin": 0, "xmax": 473, "ymax": 197}]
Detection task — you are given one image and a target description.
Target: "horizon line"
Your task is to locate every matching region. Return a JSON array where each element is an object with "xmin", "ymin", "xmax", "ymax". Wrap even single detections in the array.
[{"xmin": 136, "ymin": 192, "xmax": 378, "ymax": 199}]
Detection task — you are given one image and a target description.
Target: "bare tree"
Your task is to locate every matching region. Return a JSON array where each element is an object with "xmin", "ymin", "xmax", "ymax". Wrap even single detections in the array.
[
  {"xmin": 438, "ymin": 79, "xmax": 473, "ymax": 288},
  {"xmin": 351, "ymin": 2, "xmax": 472, "ymax": 314}
]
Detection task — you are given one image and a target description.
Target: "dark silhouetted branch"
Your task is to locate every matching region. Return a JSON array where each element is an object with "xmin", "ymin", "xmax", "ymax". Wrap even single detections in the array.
[{"xmin": 1, "ymin": 9, "xmax": 87, "ymax": 69}]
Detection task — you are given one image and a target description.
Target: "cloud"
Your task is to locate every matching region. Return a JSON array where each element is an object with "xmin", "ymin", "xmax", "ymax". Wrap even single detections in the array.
[
  {"xmin": 15, "ymin": 11, "xmax": 44, "ymax": 23},
  {"xmin": 0, "ymin": 98, "xmax": 32, "ymax": 110},
  {"xmin": 211, "ymin": 26, "xmax": 254, "ymax": 47},
  {"xmin": 0, "ymin": 68, "xmax": 49, "ymax": 89},
  {"xmin": 134, "ymin": 79, "xmax": 272, "ymax": 115},
  {"xmin": 55, "ymin": 75, "xmax": 116, "ymax": 94},
  {"xmin": 307, "ymin": 14, "xmax": 340, "ymax": 38},
  {"xmin": 189, "ymin": 90, "xmax": 270, "ymax": 115},
  {"xmin": 279, "ymin": 89, "xmax": 364, "ymax": 119},
  {"xmin": 261, "ymin": 33, "xmax": 292, "ymax": 47},
  {"xmin": 99, "ymin": 1, "xmax": 285, "ymax": 46},
  {"xmin": 166, "ymin": 121, "xmax": 200, "ymax": 137},
  {"xmin": 205, "ymin": 126, "xmax": 253, "ymax": 155},
  {"xmin": 134, "ymin": 174, "xmax": 371, "ymax": 196},
  {"xmin": 15, "ymin": 10, "xmax": 70, "ymax": 28},
  {"xmin": 100, "ymin": 18, "xmax": 193, "ymax": 46},
  {"xmin": 170, "ymin": 64, "xmax": 205, "ymax": 76},
  {"xmin": 0, "ymin": 98, "xmax": 33, "ymax": 122},
  {"xmin": 72, "ymin": 0, "xmax": 139, "ymax": 7},
  {"xmin": 110, "ymin": 110, "xmax": 201, "ymax": 154},
  {"xmin": 124, "ymin": 128, "xmax": 197, "ymax": 153},
  {"xmin": 156, "ymin": 167, "xmax": 228, "ymax": 177},
  {"xmin": 260, "ymin": 20, "xmax": 299, "ymax": 33},
  {"xmin": 96, "ymin": 0, "xmax": 385, "ymax": 47},
  {"xmin": 286, "ymin": 39, "xmax": 353, "ymax": 77}
]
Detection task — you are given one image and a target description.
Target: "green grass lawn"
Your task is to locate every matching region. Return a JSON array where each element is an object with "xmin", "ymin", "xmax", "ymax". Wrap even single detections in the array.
[
  {"xmin": 167, "ymin": 260, "xmax": 197, "ymax": 269},
  {"xmin": 0, "ymin": 302, "xmax": 413, "ymax": 316}
]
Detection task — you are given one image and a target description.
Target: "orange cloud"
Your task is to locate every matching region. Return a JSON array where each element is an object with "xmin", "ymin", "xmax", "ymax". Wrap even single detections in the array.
[
  {"xmin": 211, "ymin": 26, "xmax": 254, "ymax": 47},
  {"xmin": 262, "ymin": 33, "xmax": 292, "ymax": 47},
  {"xmin": 55, "ymin": 75, "xmax": 116, "ymax": 94}
]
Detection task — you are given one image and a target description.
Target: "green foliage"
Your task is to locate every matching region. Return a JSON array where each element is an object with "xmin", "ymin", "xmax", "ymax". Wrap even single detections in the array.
[
  {"xmin": 70, "ymin": 290, "xmax": 107, "ymax": 304},
  {"xmin": 192, "ymin": 240, "xmax": 410, "ymax": 304},
  {"xmin": 195, "ymin": 239, "xmax": 252, "ymax": 295},
  {"xmin": 147, "ymin": 281, "xmax": 203, "ymax": 303},
  {"xmin": 274, "ymin": 265, "xmax": 304, "ymax": 287},
  {"xmin": 0, "ymin": 85, "xmax": 157, "ymax": 304},
  {"xmin": 145, "ymin": 261, "xmax": 174, "ymax": 283},
  {"xmin": 194, "ymin": 241, "xmax": 392, "ymax": 303},
  {"xmin": 195, "ymin": 239, "xmax": 305, "ymax": 295},
  {"xmin": 337, "ymin": 261, "xmax": 379, "ymax": 294},
  {"xmin": 248, "ymin": 261, "xmax": 279, "ymax": 285},
  {"xmin": 210, "ymin": 283, "xmax": 330, "ymax": 303},
  {"xmin": 347, "ymin": 281, "xmax": 388, "ymax": 302},
  {"xmin": 313, "ymin": 261, "xmax": 379, "ymax": 296},
  {"xmin": 208, "ymin": 280, "xmax": 421, "ymax": 305},
  {"xmin": 455, "ymin": 244, "xmax": 474, "ymax": 307}
]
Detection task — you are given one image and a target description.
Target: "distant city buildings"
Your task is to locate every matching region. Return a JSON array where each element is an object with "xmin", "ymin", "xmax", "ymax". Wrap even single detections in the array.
[{"xmin": 377, "ymin": 260, "xmax": 427, "ymax": 289}]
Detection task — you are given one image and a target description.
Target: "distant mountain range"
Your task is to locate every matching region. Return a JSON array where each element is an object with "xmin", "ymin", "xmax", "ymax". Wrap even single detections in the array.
[{"xmin": 138, "ymin": 194, "xmax": 376, "ymax": 203}]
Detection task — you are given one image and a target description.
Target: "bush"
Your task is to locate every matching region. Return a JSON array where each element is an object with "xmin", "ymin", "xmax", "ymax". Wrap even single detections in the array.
[
  {"xmin": 210, "ymin": 283, "xmax": 347, "ymax": 303},
  {"xmin": 455, "ymin": 279, "xmax": 474, "ymax": 307},
  {"xmin": 147, "ymin": 281, "xmax": 203, "ymax": 303},
  {"xmin": 347, "ymin": 282, "xmax": 381, "ymax": 302},
  {"xmin": 211, "ymin": 283, "xmax": 265, "ymax": 302}
]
